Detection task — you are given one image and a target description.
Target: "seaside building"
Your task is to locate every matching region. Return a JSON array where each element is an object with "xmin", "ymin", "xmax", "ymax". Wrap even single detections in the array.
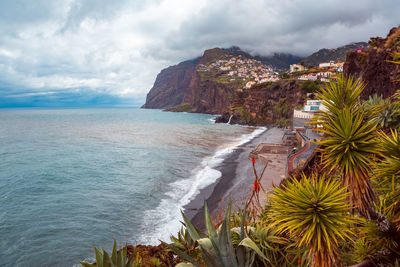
[{"xmin": 293, "ymin": 99, "xmax": 325, "ymax": 119}]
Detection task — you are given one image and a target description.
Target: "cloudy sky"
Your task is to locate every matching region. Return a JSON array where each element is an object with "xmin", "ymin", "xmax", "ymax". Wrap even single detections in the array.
[{"xmin": 0, "ymin": 0, "xmax": 398, "ymax": 107}]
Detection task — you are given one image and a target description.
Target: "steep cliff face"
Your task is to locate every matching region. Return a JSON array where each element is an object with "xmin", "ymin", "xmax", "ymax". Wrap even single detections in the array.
[
  {"xmin": 142, "ymin": 47, "xmax": 304, "ymax": 113},
  {"xmin": 344, "ymin": 27, "xmax": 400, "ymax": 99},
  {"xmin": 141, "ymin": 58, "xmax": 199, "ymax": 109},
  {"xmin": 142, "ymin": 47, "xmax": 257, "ymax": 114},
  {"xmin": 182, "ymin": 72, "xmax": 238, "ymax": 114},
  {"xmin": 216, "ymin": 80, "xmax": 305, "ymax": 126}
]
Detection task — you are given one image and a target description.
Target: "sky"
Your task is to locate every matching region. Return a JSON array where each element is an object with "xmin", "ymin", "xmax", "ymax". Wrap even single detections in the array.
[{"xmin": 0, "ymin": 0, "xmax": 399, "ymax": 107}]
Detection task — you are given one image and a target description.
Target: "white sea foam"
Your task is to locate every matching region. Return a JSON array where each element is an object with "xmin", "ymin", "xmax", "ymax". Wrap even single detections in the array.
[
  {"xmin": 140, "ymin": 126, "xmax": 266, "ymax": 244},
  {"xmin": 208, "ymin": 116, "xmax": 217, "ymax": 123}
]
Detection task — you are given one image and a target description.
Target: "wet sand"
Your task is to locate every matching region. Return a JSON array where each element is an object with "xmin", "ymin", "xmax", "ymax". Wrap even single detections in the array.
[{"xmin": 184, "ymin": 127, "xmax": 285, "ymax": 230}]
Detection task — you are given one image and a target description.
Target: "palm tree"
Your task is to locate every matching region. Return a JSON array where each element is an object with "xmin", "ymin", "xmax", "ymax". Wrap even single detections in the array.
[{"xmin": 269, "ymin": 173, "xmax": 356, "ymax": 267}]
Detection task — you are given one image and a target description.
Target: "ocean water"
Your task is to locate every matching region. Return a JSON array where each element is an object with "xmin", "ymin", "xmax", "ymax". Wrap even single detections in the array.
[{"xmin": 0, "ymin": 108, "xmax": 263, "ymax": 266}]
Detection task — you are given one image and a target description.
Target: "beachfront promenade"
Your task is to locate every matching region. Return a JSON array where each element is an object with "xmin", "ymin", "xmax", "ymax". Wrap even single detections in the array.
[
  {"xmin": 188, "ymin": 124, "xmax": 318, "ymax": 226},
  {"xmin": 250, "ymin": 120, "xmax": 319, "ymax": 204}
]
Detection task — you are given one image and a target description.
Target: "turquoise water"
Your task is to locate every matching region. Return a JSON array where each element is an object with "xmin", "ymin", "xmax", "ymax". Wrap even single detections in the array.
[{"xmin": 0, "ymin": 108, "xmax": 260, "ymax": 266}]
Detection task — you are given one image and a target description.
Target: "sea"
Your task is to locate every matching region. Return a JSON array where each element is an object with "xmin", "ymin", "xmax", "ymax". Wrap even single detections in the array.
[{"xmin": 0, "ymin": 108, "xmax": 264, "ymax": 266}]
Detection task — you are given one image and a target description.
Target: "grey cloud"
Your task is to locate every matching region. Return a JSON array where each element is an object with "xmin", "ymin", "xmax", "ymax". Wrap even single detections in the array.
[{"xmin": 0, "ymin": 0, "xmax": 399, "ymax": 106}]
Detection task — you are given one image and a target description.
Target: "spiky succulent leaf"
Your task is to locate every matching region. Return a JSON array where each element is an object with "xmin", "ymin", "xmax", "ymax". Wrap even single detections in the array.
[
  {"xmin": 180, "ymin": 210, "xmax": 204, "ymax": 241},
  {"xmin": 270, "ymin": 173, "xmax": 357, "ymax": 266},
  {"xmin": 312, "ymin": 75, "xmax": 378, "ymax": 216},
  {"xmin": 162, "ymin": 241, "xmax": 201, "ymax": 267},
  {"xmin": 239, "ymin": 237, "xmax": 270, "ymax": 263},
  {"xmin": 111, "ymin": 239, "xmax": 117, "ymax": 264},
  {"xmin": 94, "ymin": 247, "xmax": 104, "ymax": 267},
  {"xmin": 375, "ymin": 130, "xmax": 400, "ymax": 181}
]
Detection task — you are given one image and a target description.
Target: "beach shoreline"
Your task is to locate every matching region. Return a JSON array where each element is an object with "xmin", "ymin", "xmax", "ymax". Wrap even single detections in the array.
[{"xmin": 184, "ymin": 126, "xmax": 285, "ymax": 229}]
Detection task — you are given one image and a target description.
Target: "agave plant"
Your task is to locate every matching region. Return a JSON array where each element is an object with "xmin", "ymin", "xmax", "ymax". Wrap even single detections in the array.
[
  {"xmin": 269, "ymin": 173, "xmax": 356, "ymax": 267},
  {"xmin": 164, "ymin": 202, "xmax": 268, "ymax": 267},
  {"xmin": 80, "ymin": 239, "xmax": 141, "ymax": 267},
  {"xmin": 168, "ymin": 226, "xmax": 202, "ymax": 264}
]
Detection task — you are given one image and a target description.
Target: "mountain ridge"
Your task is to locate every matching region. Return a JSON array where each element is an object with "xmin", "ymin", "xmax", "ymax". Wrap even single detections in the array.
[{"xmin": 303, "ymin": 42, "xmax": 368, "ymax": 66}]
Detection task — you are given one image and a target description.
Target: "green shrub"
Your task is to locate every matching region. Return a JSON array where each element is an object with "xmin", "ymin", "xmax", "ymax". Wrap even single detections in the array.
[{"xmin": 300, "ymin": 80, "xmax": 320, "ymax": 93}]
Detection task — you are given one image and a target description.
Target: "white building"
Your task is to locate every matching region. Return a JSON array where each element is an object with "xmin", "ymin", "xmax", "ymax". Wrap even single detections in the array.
[
  {"xmin": 303, "ymin": 100, "xmax": 322, "ymax": 112},
  {"xmin": 319, "ymin": 61, "xmax": 334, "ymax": 68},
  {"xmin": 245, "ymin": 81, "xmax": 255, "ymax": 88},
  {"xmin": 293, "ymin": 100, "xmax": 326, "ymax": 119},
  {"xmin": 290, "ymin": 64, "xmax": 306, "ymax": 73},
  {"xmin": 307, "ymin": 75, "xmax": 318, "ymax": 81}
]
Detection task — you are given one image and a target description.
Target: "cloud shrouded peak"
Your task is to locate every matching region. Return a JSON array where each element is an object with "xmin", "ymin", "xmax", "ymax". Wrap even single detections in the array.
[{"xmin": 0, "ymin": 0, "xmax": 399, "ymax": 106}]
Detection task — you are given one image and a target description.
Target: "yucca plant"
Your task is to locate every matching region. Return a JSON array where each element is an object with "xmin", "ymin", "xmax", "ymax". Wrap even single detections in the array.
[
  {"xmin": 374, "ymin": 130, "xmax": 400, "ymax": 233},
  {"xmin": 312, "ymin": 75, "xmax": 378, "ymax": 217},
  {"xmin": 164, "ymin": 203, "xmax": 268, "ymax": 267},
  {"xmin": 318, "ymin": 107, "xmax": 378, "ymax": 216},
  {"xmin": 269, "ymin": 173, "xmax": 356, "ymax": 267},
  {"xmin": 314, "ymin": 74, "xmax": 365, "ymax": 119},
  {"xmin": 375, "ymin": 130, "xmax": 400, "ymax": 183},
  {"xmin": 80, "ymin": 239, "xmax": 141, "ymax": 267},
  {"xmin": 364, "ymin": 95, "xmax": 400, "ymax": 130}
]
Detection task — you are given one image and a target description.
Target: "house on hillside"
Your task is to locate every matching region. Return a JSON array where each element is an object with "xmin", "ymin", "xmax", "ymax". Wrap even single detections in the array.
[
  {"xmin": 245, "ymin": 81, "xmax": 255, "ymax": 89},
  {"xmin": 290, "ymin": 64, "xmax": 306, "ymax": 73},
  {"xmin": 319, "ymin": 61, "xmax": 335, "ymax": 68}
]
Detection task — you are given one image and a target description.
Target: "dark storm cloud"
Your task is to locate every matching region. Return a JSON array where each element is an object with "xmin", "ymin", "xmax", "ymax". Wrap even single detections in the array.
[
  {"xmin": 166, "ymin": 0, "xmax": 399, "ymax": 56},
  {"xmin": 0, "ymin": 0, "xmax": 398, "ymax": 106}
]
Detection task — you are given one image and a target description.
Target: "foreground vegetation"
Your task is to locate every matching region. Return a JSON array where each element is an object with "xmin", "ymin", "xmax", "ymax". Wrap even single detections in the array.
[{"xmin": 82, "ymin": 66, "xmax": 400, "ymax": 265}]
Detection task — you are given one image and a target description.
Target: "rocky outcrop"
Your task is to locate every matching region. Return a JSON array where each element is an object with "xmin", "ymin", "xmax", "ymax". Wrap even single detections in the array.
[
  {"xmin": 142, "ymin": 47, "xmax": 250, "ymax": 114},
  {"xmin": 217, "ymin": 80, "xmax": 305, "ymax": 126},
  {"xmin": 142, "ymin": 47, "xmax": 304, "ymax": 113},
  {"xmin": 141, "ymin": 58, "xmax": 199, "ymax": 109},
  {"xmin": 344, "ymin": 26, "xmax": 400, "ymax": 99}
]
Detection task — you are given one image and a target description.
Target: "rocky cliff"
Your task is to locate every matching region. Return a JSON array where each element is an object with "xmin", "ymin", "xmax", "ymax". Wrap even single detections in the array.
[
  {"xmin": 141, "ymin": 47, "xmax": 306, "ymax": 113},
  {"xmin": 142, "ymin": 48, "xmax": 244, "ymax": 113},
  {"xmin": 142, "ymin": 46, "xmax": 307, "ymax": 124},
  {"xmin": 141, "ymin": 58, "xmax": 199, "ymax": 109},
  {"xmin": 215, "ymin": 80, "xmax": 304, "ymax": 126},
  {"xmin": 142, "ymin": 47, "xmax": 273, "ymax": 114},
  {"xmin": 344, "ymin": 26, "xmax": 400, "ymax": 99}
]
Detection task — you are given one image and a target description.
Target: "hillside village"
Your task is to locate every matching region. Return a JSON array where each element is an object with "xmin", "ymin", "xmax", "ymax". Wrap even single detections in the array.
[
  {"xmin": 197, "ymin": 53, "xmax": 349, "ymax": 90},
  {"xmin": 289, "ymin": 60, "xmax": 344, "ymax": 82},
  {"xmin": 197, "ymin": 55, "xmax": 280, "ymax": 89}
]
